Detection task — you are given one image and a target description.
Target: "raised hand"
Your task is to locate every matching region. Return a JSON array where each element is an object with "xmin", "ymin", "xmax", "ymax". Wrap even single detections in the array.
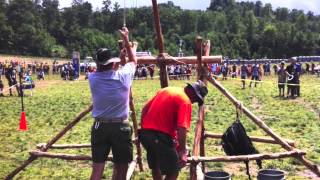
[{"xmin": 119, "ymin": 27, "xmax": 129, "ymax": 41}]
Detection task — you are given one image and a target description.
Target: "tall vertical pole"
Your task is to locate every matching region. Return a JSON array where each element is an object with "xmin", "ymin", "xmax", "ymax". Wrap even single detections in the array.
[
  {"xmin": 18, "ymin": 66, "xmax": 24, "ymax": 111},
  {"xmin": 151, "ymin": 0, "xmax": 169, "ymax": 88},
  {"xmin": 129, "ymin": 89, "xmax": 144, "ymax": 171},
  {"xmin": 190, "ymin": 37, "xmax": 207, "ymax": 180}
]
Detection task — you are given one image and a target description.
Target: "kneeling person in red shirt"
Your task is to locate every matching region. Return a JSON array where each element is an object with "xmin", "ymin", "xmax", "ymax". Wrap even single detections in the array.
[{"xmin": 139, "ymin": 80, "xmax": 208, "ymax": 180}]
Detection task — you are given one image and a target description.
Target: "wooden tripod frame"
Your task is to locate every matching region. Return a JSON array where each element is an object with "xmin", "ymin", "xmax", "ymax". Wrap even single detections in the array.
[
  {"xmin": 5, "ymin": 0, "xmax": 319, "ymax": 179},
  {"xmin": 188, "ymin": 37, "xmax": 320, "ymax": 179}
]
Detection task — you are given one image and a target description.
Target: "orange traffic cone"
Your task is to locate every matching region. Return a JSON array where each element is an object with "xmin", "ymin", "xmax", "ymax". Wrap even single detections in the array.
[{"xmin": 19, "ymin": 111, "xmax": 28, "ymax": 131}]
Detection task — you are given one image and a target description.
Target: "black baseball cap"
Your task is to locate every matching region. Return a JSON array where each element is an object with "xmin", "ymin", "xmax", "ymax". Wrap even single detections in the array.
[
  {"xmin": 187, "ymin": 80, "xmax": 208, "ymax": 105},
  {"xmin": 95, "ymin": 48, "xmax": 120, "ymax": 65}
]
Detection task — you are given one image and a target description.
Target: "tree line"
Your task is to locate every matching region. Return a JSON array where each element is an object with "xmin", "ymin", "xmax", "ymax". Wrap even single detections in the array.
[{"xmin": 0, "ymin": 0, "xmax": 319, "ymax": 59}]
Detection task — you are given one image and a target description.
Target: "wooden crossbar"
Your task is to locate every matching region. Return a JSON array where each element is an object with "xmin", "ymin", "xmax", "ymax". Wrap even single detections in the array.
[
  {"xmin": 204, "ymin": 132, "xmax": 296, "ymax": 147},
  {"xmin": 134, "ymin": 56, "xmax": 222, "ymax": 65},
  {"xmin": 29, "ymin": 150, "xmax": 101, "ymax": 161},
  {"xmin": 36, "ymin": 138, "xmax": 139, "ymax": 150},
  {"xmin": 187, "ymin": 150, "xmax": 306, "ymax": 163}
]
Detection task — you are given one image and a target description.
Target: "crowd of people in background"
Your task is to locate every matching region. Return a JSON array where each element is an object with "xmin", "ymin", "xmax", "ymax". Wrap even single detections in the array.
[
  {"xmin": 0, "ymin": 58, "xmax": 319, "ymax": 97},
  {"xmin": 0, "ymin": 61, "xmax": 24, "ymax": 96},
  {"xmin": 0, "ymin": 60, "xmax": 79, "ymax": 96}
]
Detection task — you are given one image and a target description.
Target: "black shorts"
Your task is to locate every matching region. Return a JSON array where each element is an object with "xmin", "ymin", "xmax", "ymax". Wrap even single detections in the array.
[
  {"xmin": 91, "ymin": 122, "xmax": 133, "ymax": 164},
  {"xmin": 251, "ymin": 75, "xmax": 259, "ymax": 81},
  {"xmin": 138, "ymin": 129, "xmax": 179, "ymax": 175},
  {"xmin": 278, "ymin": 84, "xmax": 285, "ymax": 89}
]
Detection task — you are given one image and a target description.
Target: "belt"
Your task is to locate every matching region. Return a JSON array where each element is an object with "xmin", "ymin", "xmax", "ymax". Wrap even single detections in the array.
[{"xmin": 95, "ymin": 117, "xmax": 129, "ymax": 123}]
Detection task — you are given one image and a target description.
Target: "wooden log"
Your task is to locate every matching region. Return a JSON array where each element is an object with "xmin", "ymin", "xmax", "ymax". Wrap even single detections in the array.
[
  {"xmin": 204, "ymin": 132, "xmax": 296, "ymax": 147},
  {"xmin": 42, "ymin": 105, "xmax": 93, "ymax": 151},
  {"xmin": 36, "ymin": 139, "xmax": 139, "ymax": 150},
  {"xmin": 191, "ymin": 106, "xmax": 205, "ymax": 180},
  {"xmin": 196, "ymin": 163, "xmax": 204, "ymax": 180},
  {"xmin": 151, "ymin": 0, "xmax": 168, "ymax": 88},
  {"xmin": 196, "ymin": 37, "xmax": 207, "ymax": 173},
  {"xmin": 129, "ymin": 89, "xmax": 144, "ymax": 171},
  {"xmin": 187, "ymin": 150, "xmax": 306, "ymax": 163},
  {"xmin": 133, "ymin": 56, "xmax": 222, "ymax": 65},
  {"xmin": 29, "ymin": 150, "xmax": 97, "ymax": 161},
  {"xmin": 200, "ymin": 126, "xmax": 206, "ymax": 173},
  {"xmin": 5, "ymin": 105, "xmax": 93, "ymax": 180},
  {"xmin": 191, "ymin": 37, "xmax": 207, "ymax": 180},
  {"xmin": 36, "ymin": 143, "xmax": 91, "ymax": 149},
  {"xmin": 5, "ymin": 156, "xmax": 37, "ymax": 180},
  {"xmin": 207, "ymin": 76, "xmax": 320, "ymax": 177},
  {"xmin": 126, "ymin": 156, "xmax": 137, "ymax": 180},
  {"xmin": 151, "ymin": 0, "xmax": 164, "ymax": 54}
]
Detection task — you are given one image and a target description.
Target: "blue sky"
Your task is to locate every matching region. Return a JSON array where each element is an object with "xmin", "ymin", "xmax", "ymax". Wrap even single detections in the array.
[{"xmin": 60, "ymin": 0, "xmax": 320, "ymax": 14}]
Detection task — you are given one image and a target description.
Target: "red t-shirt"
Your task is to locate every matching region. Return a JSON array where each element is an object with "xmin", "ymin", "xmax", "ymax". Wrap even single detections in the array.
[{"xmin": 141, "ymin": 87, "xmax": 192, "ymax": 138}]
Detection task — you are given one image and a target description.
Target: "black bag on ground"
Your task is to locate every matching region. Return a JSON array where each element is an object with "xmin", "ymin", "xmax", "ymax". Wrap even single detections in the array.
[{"xmin": 221, "ymin": 114, "xmax": 262, "ymax": 179}]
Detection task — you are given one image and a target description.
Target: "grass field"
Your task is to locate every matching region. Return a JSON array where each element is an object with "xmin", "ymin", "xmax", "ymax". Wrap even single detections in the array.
[{"xmin": 0, "ymin": 73, "xmax": 320, "ymax": 179}]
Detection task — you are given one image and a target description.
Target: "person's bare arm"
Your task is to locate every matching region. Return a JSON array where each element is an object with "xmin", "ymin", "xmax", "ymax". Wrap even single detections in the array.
[
  {"xmin": 119, "ymin": 27, "xmax": 137, "ymax": 65},
  {"xmin": 119, "ymin": 47, "xmax": 127, "ymax": 66},
  {"xmin": 203, "ymin": 40, "xmax": 211, "ymax": 56},
  {"xmin": 177, "ymin": 126, "xmax": 187, "ymax": 168}
]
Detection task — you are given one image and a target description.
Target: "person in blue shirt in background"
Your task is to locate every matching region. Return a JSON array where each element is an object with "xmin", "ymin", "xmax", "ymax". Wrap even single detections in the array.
[
  {"xmin": 240, "ymin": 62, "xmax": 248, "ymax": 89},
  {"xmin": 249, "ymin": 64, "xmax": 259, "ymax": 88}
]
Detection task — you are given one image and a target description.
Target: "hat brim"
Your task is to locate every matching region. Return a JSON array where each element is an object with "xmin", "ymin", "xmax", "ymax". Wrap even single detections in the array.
[
  {"xmin": 187, "ymin": 83, "xmax": 204, "ymax": 103},
  {"xmin": 97, "ymin": 57, "xmax": 121, "ymax": 65}
]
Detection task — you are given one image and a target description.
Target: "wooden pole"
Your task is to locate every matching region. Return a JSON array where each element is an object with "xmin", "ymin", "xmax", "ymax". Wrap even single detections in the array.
[
  {"xmin": 191, "ymin": 37, "xmax": 208, "ymax": 180},
  {"xmin": 36, "ymin": 143, "xmax": 91, "ymax": 149},
  {"xmin": 151, "ymin": 0, "xmax": 169, "ymax": 88},
  {"xmin": 126, "ymin": 156, "xmax": 138, "ymax": 180},
  {"xmin": 36, "ymin": 139, "xmax": 139, "ymax": 150},
  {"xmin": 151, "ymin": 0, "xmax": 164, "ymax": 54},
  {"xmin": 129, "ymin": 89, "xmax": 144, "ymax": 171},
  {"xmin": 200, "ymin": 124, "xmax": 206, "ymax": 173},
  {"xmin": 204, "ymin": 132, "xmax": 296, "ymax": 147},
  {"xmin": 190, "ymin": 106, "xmax": 205, "ymax": 180},
  {"xmin": 187, "ymin": 150, "xmax": 306, "ymax": 163},
  {"xmin": 29, "ymin": 150, "xmax": 95, "ymax": 161},
  {"xmin": 42, "ymin": 105, "xmax": 93, "ymax": 151},
  {"xmin": 196, "ymin": 37, "xmax": 207, "ymax": 173},
  {"xmin": 5, "ymin": 105, "xmax": 93, "ymax": 180},
  {"xmin": 133, "ymin": 55, "xmax": 222, "ymax": 65},
  {"xmin": 207, "ymin": 76, "xmax": 320, "ymax": 177}
]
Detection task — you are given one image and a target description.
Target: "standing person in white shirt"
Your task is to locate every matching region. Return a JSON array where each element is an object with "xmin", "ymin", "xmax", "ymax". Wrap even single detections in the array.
[{"xmin": 88, "ymin": 27, "xmax": 137, "ymax": 180}]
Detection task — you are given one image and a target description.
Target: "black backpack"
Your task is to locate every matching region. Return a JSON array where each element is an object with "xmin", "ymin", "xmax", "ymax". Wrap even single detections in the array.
[{"xmin": 221, "ymin": 114, "xmax": 262, "ymax": 179}]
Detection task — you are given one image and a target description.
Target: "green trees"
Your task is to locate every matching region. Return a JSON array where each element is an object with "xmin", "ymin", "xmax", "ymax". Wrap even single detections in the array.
[{"xmin": 0, "ymin": 0, "xmax": 319, "ymax": 59}]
